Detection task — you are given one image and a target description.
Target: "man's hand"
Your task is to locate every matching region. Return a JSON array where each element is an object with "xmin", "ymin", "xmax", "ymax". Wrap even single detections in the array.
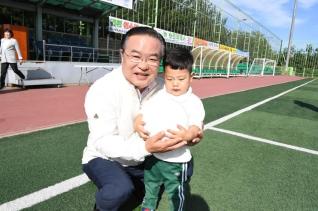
[
  {"xmin": 167, "ymin": 125, "xmax": 204, "ymax": 146},
  {"xmin": 167, "ymin": 125, "xmax": 191, "ymax": 142},
  {"xmin": 145, "ymin": 131, "xmax": 187, "ymax": 153},
  {"xmin": 134, "ymin": 114, "xmax": 149, "ymax": 140},
  {"xmin": 19, "ymin": 59, "xmax": 23, "ymax": 65}
]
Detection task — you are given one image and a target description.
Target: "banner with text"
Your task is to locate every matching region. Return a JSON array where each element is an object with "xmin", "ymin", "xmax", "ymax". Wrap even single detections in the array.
[
  {"xmin": 155, "ymin": 28, "xmax": 193, "ymax": 46},
  {"xmin": 207, "ymin": 41, "xmax": 219, "ymax": 50},
  {"xmin": 219, "ymin": 44, "xmax": 237, "ymax": 53},
  {"xmin": 108, "ymin": 16, "xmax": 248, "ymax": 57},
  {"xmin": 236, "ymin": 50, "xmax": 249, "ymax": 57},
  {"xmin": 109, "ymin": 16, "xmax": 148, "ymax": 34}
]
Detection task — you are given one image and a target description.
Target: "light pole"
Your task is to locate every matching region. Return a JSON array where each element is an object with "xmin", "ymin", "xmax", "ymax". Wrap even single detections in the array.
[
  {"xmin": 234, "ymin": 18, "xmax": 247, "ymax": 48},
  {"xmin": 285, "ymin": 0, "xmax": 297, "ymax": 72},
  {"xmin": 192, "ymin": 0, "xmax": 199, "ymax": 47}
]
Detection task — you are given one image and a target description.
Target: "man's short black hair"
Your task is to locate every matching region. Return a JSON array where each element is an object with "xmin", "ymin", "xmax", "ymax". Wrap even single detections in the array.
[
  {"xmin": 121, "ymin": 27, "xmax": 166, "ymax": 57},
  {"xmin": 164, "ymin": 47, "xmax": 194, "ymax": 73}
]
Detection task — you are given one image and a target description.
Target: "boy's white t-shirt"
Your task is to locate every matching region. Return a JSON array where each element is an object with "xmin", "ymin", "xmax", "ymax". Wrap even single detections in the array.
[{"xmin": 141, "ymin": 86, "xmax": 205, "ymax": 163}]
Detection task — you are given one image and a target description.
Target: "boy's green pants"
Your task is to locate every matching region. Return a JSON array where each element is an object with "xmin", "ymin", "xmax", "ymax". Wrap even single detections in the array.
[{"xmin": 142, "ymin": 156, "xmax": 193, "ymax": 211}]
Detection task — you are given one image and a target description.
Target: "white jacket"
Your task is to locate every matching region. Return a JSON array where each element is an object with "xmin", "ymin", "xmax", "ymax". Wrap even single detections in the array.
[
  {"xmin": 82, "ymin": 66, "xmax": 163, "ymax": 166},
  {"xmin": 0, "ymin": 38, "xmax": 23, "ymax": 63},
  {"xmin": 141, "ymin": 87, "xmax": 205, "ymax": 163}
]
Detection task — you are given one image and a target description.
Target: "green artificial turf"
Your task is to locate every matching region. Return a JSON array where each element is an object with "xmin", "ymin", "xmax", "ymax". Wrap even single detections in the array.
[
  {"xmin": 187, "ymin": 130, "xmax": 318, "ymax": 210},
  {"xmin": 202, "ymin": 78, "xmax": 311, "ymax": 123},
  {"xmin": 217, "ymin": 79, "xmax": 318, "ymax": 150},
  {"xmin": 26, "ymin": 130, "xmax": 318, "ymax": 211},
  {"xmin": 1, "ymin": 78, "xmax": 315, "ymax": 210},
  {"xmin": 24, "ymin": 182, "xmax": 96, "ymax": 211},
  {"xmin": 0, "ymin": 123, "xmax": 88, "ymax": 203}
]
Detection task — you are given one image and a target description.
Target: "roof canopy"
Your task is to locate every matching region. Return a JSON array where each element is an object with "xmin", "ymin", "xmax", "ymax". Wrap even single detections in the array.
[
  {"xmin": 192, "ymin": 46, "xmax": 248, "ymax": 71},
  {"xmin": 25, "ymin": 0, "xmax": 117, "ymax": 17}
]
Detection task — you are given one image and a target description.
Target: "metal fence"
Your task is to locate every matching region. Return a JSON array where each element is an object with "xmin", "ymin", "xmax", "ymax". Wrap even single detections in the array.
[
  {"xmin": 278, "ymin": 44, "xmax": 318, "ymax": 77},
  {"xmin": 107, "ymin": 0, "xmax": 282, "ymax": 62},
  {"xmin": 35, "ymin": 41, "xmax": 121, "ymax": 63},
  {"xmin": 28, "ymin": 0, "xmax": 318, "ymax": 79}
]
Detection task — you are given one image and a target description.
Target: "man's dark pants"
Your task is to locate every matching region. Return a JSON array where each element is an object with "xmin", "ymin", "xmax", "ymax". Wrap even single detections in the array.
[{"xmin": 83, "ymin": 158, "xmax": 145, "ymax": 211}]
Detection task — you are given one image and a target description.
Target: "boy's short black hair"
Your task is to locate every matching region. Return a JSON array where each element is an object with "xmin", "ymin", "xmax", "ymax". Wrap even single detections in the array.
[
  {"xmin": 164, "ymin": 47, "xmax": 194, "ymax": 73},
  {"xmin": 121, "ymin": 27, "xmax": 166, "ymax": 57}
]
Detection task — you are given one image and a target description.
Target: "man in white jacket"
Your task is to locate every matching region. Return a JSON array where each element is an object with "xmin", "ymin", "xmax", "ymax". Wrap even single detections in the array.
[{"xmin": 82, "ymin": 27, "xmax": 194, "ymax": 211}]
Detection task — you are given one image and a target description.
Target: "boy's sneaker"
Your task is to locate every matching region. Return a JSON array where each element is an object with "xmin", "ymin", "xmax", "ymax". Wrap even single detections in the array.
[
  {"xmin": 93, "ymin": 203, "xmax": 99, "ymax": 211},
  {"xmin": 141, "ymin": 208, "xmax": 154, "ymax": 211}
]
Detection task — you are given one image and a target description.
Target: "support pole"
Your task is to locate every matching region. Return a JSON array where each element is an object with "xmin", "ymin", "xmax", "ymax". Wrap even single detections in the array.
[
  {"xmin": 154, "ymin": 0, "xmax": 159, "ymax": 28},
  {"xmin": 261, "ymin": 58, "xmax": 265, "ymax": 76},
  {"xmin": 227, "ymin": 52, "xmax": 231, "ymax": 78},
  {"xmin": 93, "ymin": 18, "xmax": 99, "ymax": 49},
  {"xmin": 192, "ymin": 0, "xmax": 198, "ymax": 47},
  {"xmin": 246, "ymin": 56, "xmax": 249, "ymax": 76},
  {"xmin": 199, "ymin": 46, "xmax": 203, "ymax": 78},
  {"xmin": 36, "ymin": 5, "xmax": 43, "ymax": 42},
  {"xmin": 285, "ymin": 0, "xmax": 298, "ymax": 72}
]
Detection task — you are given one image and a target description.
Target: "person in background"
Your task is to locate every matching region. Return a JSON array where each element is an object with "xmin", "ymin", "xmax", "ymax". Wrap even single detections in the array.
[{"xmin": 0, "ymin": 28, "xmax": 25, "ymax": 89}]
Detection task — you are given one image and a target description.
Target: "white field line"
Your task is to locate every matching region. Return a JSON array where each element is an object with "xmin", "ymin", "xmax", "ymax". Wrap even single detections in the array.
[
  {"xmin": 204, "ymin": 79, "xmax": 316, "ymax": 129},
  {"xmin": 207, "ymin": 126, "xmax": 318, "ymax": 156},
  {"xmin": 0, "ymin": 79, "xmax": 315, "ymax": 209},
  {"xmin": 0, "ymin": 174, "xmax": 90, "ymax": 211}
]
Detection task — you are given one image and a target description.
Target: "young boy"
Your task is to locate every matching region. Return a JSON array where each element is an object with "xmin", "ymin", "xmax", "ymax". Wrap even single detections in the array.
[{"xmin": 134, "ymin": 47, "xmax": 205, "ymax": 211}]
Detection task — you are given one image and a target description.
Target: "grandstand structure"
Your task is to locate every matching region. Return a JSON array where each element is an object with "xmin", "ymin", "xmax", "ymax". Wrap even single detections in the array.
[{"xmin": 0, "ymin": 0, "xmax": 282, "ymax": 85}]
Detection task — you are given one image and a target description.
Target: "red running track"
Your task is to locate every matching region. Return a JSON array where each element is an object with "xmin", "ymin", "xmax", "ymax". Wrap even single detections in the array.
[
  {"xmin": 0, "ymin": 86, "xmax": 89, "ymax": 138},
  {"xmin": 191, "ymin": 75, "xmax": 303, "ymax": 99},
  {"xmin": 0, "ymin": 75, "xmax": 303, "ymax": 138}
]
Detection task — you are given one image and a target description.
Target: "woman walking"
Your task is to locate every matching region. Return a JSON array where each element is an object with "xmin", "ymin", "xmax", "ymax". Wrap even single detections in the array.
[{"xmin": 0, "ymin": 29, "xmax": 25, "ymax": 89}]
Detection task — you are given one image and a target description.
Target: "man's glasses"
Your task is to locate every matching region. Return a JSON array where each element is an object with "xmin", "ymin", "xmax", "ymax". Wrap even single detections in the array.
[{"xmin": 123, "ymin": 51, "xmax": 160, "ymax": 67}]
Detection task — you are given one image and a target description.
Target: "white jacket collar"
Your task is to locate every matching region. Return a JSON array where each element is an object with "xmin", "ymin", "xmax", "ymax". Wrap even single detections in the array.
[{"xmin": 163, "ymin": 86, "xmax": 192, "ymax": 103}]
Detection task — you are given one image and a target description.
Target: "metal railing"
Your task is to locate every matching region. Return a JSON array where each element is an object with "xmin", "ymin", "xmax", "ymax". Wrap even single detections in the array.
[{"xmin": 37, "ymin": 41, "xmax": 121, "ymax": 63}]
